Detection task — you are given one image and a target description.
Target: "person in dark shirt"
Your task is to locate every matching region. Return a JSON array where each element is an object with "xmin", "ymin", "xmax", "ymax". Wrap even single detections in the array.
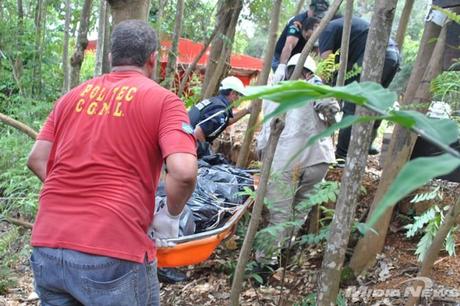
[
  {"xmin": 318, "ymin": 16, "xmax": 401, "ymax": 161},
  {"xmin": 271, "ymin": 0, "xmax": 329, "ymax": 83},
  {"xmin": 189, "ymin": 76, "xmax": 250, "ymax": 157}
]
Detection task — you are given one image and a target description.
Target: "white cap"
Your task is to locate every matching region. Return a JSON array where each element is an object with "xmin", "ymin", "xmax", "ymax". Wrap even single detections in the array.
[
  {"xmin": 219, "ymin": 76, "xmax": 247, "ymax": 96},
  {"xmin": 287, "ymin": 53, "xmax": 317, "ymax": 74}
]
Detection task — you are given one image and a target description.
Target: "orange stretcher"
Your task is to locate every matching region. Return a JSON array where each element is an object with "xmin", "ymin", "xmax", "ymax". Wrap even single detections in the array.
[{"xmin": 156, "ymin": 196, "xmax": 254, "ymax": 268}]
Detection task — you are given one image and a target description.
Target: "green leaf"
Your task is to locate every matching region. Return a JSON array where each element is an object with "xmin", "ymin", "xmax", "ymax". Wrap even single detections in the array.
[
  {"xmin": 367, "ymin": 154, "xmax": 460, "ymax": 229},
  {"xmin": 251, "ymin": 273, "xmax": 264, "ymax": 284}
]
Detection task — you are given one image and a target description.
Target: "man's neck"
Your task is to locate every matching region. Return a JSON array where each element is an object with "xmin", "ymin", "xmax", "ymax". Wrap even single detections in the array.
[{"xmin": 111, "ymin": 65, "xmax": 147, "ymax": 76}]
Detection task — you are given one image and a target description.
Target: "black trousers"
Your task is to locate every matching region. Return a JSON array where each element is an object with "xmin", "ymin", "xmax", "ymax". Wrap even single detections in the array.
[{"xmin": 335, "ymin": 49, "xmax": 400, "ymax": 158}]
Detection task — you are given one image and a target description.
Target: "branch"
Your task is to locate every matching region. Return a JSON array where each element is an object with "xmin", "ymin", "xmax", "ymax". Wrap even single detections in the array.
[
  {"xmin": 0, "ymin": 112, "xmax": 38, "ymax": 139},
  {"xmin": 4, "ymin": 217, "xmax": 33, "ymax": 229}
]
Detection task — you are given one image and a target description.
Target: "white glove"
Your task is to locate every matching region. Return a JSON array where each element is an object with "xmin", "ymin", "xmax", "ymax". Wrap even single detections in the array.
[
  {"xmin": 314, "ymin": 99, "xmax": 341, "ymax": 125},
  {"xmin": 272, "ymin": 64, "xmax": 287, "ymax": 84},
  {"xmin": 149, "ymin": 199, "xmax": 182, "ymax": 248}
]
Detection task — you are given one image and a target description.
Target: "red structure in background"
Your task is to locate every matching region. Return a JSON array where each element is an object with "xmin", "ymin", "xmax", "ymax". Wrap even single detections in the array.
[{"xmin": 86, "ymin": 38, "xmax": 263, "ymax": 87}]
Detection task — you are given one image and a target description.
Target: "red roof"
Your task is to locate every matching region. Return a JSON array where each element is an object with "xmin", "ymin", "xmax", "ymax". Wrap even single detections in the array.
[
  {"xmin": 160, "ymin": 38, "xmax": 263, "ymax": 73},
  {"xmin": 86, "ymin": 38, "xmax": 263, "ymax": 73}
]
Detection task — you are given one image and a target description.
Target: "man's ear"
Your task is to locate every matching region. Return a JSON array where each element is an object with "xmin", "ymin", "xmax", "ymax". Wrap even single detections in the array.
[{"xmin": 149, "ymin": 51, "xmax": 157, "ymax": 66}]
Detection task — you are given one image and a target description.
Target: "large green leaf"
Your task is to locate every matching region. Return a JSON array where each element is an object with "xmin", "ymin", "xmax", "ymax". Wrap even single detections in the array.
[
  {"xmin": 366, "ymin": 154, "xmax": 460, "ymax": 230},
  {"xmin": 243, "ymin": 81, "xmax": 397, "ymax": 121}
]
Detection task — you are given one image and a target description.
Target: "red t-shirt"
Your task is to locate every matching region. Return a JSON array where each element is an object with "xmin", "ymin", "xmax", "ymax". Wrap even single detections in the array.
[{"xmin": 31, "ymin": 70, "xmax": 196, "ymax": 263}]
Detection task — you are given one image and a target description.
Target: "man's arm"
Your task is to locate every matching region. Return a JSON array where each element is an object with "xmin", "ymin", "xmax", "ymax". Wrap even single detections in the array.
[
  {"xmin": 320, "ymin": 50, "xmax": 333, "ymax": 59},
  {"xmin": 164, "ymin": 153, "xmax": 197, "ymax": 216},
  {"xmin": 27, "ymin": 140, "xmax": 53, "ymax": 182},
  {"xmin": 194, "ymin": 126, "xmax": 206, "ymax": 143},
  {"xmin": 228, "ymin": 107, "xmax": 250, "ymax": 126},
  {"xmin": 279, "ymin": 36, "xmax": 300, "ymax": 65}
]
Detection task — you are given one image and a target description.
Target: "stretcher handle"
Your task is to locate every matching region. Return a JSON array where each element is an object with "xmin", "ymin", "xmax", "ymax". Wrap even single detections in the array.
[{"xmin": 163, "ymin": 197, "xmax": 254, "ymax": 244}]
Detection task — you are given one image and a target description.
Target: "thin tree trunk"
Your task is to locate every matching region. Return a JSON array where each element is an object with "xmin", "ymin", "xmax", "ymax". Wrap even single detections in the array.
[
  {"xmin": 32, "ymin": 0, "xmax": 45, "ymax": 95},
  {"xmin": 395, "ymin": 0, "xmax": 415, "ymax": 51},
  {"xmin": 349, "ymin": 13, "xmax": 446, "ymax": 275},
  {"xmin": 291, "ymin": 0, "xmax": 343, "ymax": 81},
  {"xmin": 336, "ymin": 0, "xmax": 353, "ymax": 87},
  {"xmin": 70, "ymin": 0, "xmax": 92, "ymax": 89},
  {"xmin": 294, "ymin": 0, "xmax": 306, "ymax": 15},
  {"xmin": 201, "ymin": 0, "xmax": 234, "ymax": 96},
  {"xmin": 202, "ymin": 0, "xmax": 243, "ymax": 99},
  {"xmin": 153, "ymin": 0, "xmax": 167, "ymax": 81},
  {"xmin": 108, "ymin": 0, "xmax": 149, "ymax": 25},
  {"xmin": 102, "ymin": 5, "xmax": 111, "ymax": 74},
  {"xmin": 94, "ymin": 0, "xmax": 107, "ymax": 77},
  {"xmin": 317, "ymin": 1, "xmax": 398, "ymax": 305},
  {"xmin": 164, "ymin": 0, "xmax": 185, "ymax": 90},
  {"xmin": 405, "ymin": 197, "xmax": 460, "ymax": 306},
  {"xmin": 230, "ymin": 118, "xmax": 285, "ymax": 306},
  {"xmin": 177, "ymin": 24, "xmax": 220, "ymax": 97},
  {"xmin": 236, "ymin": 0, "xmax": 283, "ymax": 168},
  {"xmin": 62, "ymin": 0, "xmax": 71, "ymax": 93},
  {"xmin": 15, "ymin": 0, "xmax": 24, "ymax": 89},
  {"xmin": 0, "ymin": 113, "xmax": 38, "ymax": 139}
]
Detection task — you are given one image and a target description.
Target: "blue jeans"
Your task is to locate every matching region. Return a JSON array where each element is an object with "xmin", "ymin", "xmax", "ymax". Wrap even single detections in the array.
[{"xmin": 30, "ymin": 247, "xmax": 160, "ymax": 306}]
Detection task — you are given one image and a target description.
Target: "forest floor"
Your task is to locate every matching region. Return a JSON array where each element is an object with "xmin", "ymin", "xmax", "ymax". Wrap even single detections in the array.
[
  {"xmin": 1, "ymin": 160, "xmax": 459, "ymax": 306},
  {"xmin": 1, "ymin": 119, "xmax": 460, "ymax": 306}
]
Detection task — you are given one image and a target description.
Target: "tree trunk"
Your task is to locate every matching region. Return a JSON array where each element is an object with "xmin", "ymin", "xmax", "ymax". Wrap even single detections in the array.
[
  {"xmin": 32, "ymin": 0, "xmax": 45, "ymax": 96},
  {"xmin": 153, "ymin": 0, "xmax": 167, "ymax": 81},
  {"xmin": 108, "ymin": 0, "xmax": 149, "ymax": 25},
  {"xmin": 291, "ymin": 0, "xmax": 343, "ymax": 81},
  {"xmin": 94, "ymin": 0, "xmax": 107, "ymax": 77},
  {"xmin": 348, "ymin": 13, "xmax": 446, "ymax": 275},
  {"xmin": 70, "ymin": 0, "xmax": 92, "ymax": 89},
  {"xmin": 230, "ymin": 118, "xmax": 285, "ymax": 306},
  {"xmin": 202, "ymin": 0, "xmax": 243, "ymax": 99},
  {"xmin": 164, "ymin": 0, "xmax": 185, "ymax": 90},
  {"xmin": 235, "ymin": 0, "xmax": 282, "ymax": 168},
  {"xmin": 335, "ymin": 0, "xmax": 353, "ymax": 87},
  {"xmin": 0, "ymin": 112, "xmax": 38, "ymax": 139},
  {"xmin": 404, "ymin": 197, "xmax": 460, "ymax": 306},
  {"xmin": 102, "ymin": 5, "xmax": 111, "ymax": 74},
  {"xmin": 316, "ymin": 1, "xmax": 398, "ymax": 305},
  {"xmin": 177, "ymin": 24, "xmax": 220, "ymax": 97},
  {"xmin": 395, "ymin": 0, "xmax": 415, "ymax": 51},
  {"xmin": 294, "ymin": 0, "xmax": 306, "ymax": 15},
  {"xmin": 62, "ymin": 0, "xmax": 71, "ymax": 93}
]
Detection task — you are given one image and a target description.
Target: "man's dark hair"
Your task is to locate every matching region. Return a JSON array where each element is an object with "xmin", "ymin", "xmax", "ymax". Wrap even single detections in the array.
[
  {"xmin": 310, "ymin": 0, "xmax": 329, "ymax": 18},
  {"xmin": 219, "ymin": 89, "xmax": 232, "ymax": 96},
  {"xmin": 303, "ymin": 16, "xmax": 320, "ymax": 31},
  {"xmin": 111, "ymin": 20, "xmax": 157, "ymax": 67}
]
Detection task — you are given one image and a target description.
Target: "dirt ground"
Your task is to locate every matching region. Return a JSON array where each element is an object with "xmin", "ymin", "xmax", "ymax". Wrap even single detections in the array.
[{"xmin": 1, "ymin": 161, "xmax": 459, "ymax": 306}]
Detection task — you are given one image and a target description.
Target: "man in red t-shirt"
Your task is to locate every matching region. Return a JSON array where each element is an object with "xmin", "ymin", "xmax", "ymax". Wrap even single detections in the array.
[{"xmin": 27, "ymin": 20, "xmax": 197, "ymax": 306}]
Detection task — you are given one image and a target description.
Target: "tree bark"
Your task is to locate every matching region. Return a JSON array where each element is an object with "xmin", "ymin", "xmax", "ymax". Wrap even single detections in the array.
[
  {"xmin": 395, "ymin": 0, "xmax": 415, "ymax": 51},
  {"xmin": 349, "ymin": 13, "xmax": 446, "ymax": 275},
  {"xmin": 153, "ymin": 0, "xmax": 167, "ymax": 81},
  {"xmin": 108, "ymin": 0, "xmax": 149, "ymax": 25},
  {"xmin": 290, "ymin": 0, "xmax": 343, "ymax": 81},
  {"xmin": 235, "ymin": 0, "xmax": 282, "ymax": 168},
  {"xmin": 102, "ymin": 4, "xmax": 111, "ymax": 74},
  {"xmin": 62, "ymin": 0, "xmax": 71, "ymax": 93},
  {"xmin": 32, "ymin": 0, "xmax": 45, "ymax": 96},
  {"xmin": 404, "ymin": 197, "xmax": 460, "ymax": 306},
  {"xmin": 335, "ymin": 0, "xmax": 353, "ymax": 87},
  {"xmin": 177, "ymin": 24, "xmax": 220, "ymax": 97},
  {"xmin": 294, "ymin": 0, "xmax": 306, "ymax": 15},
  {"xmin": 164, "ymin": 0, "xmax": 185, "ymax": 90},
  {"xmin": 316, "ymin": 1, "xmax": 398, "ymax": 305},
  {"xmin": 230, "ymin": 118, "xmax": 285, "ymax": 306},
  {"xmin": 94, "ymin": 0, "xmax": 107, "ymax": 77},
  {"xmin": 202, "ymin": 0, "xmax": 243, "ymax": 99},
  {"xmin": 201, "ymin": 0, "xmax": 242, "ymax": 98},
  {"xmin": 70, "ymin": 0, "xmax": 92, "ymax": 89},
  {"xmin": 0, "ymin": 112, "xmax": 38, "ymax": 139}
]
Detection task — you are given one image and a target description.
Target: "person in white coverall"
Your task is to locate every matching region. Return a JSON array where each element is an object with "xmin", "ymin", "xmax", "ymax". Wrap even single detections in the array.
[{"xmin": 256, "ymin": 53, "xmax": 339, "ymax": 265}]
